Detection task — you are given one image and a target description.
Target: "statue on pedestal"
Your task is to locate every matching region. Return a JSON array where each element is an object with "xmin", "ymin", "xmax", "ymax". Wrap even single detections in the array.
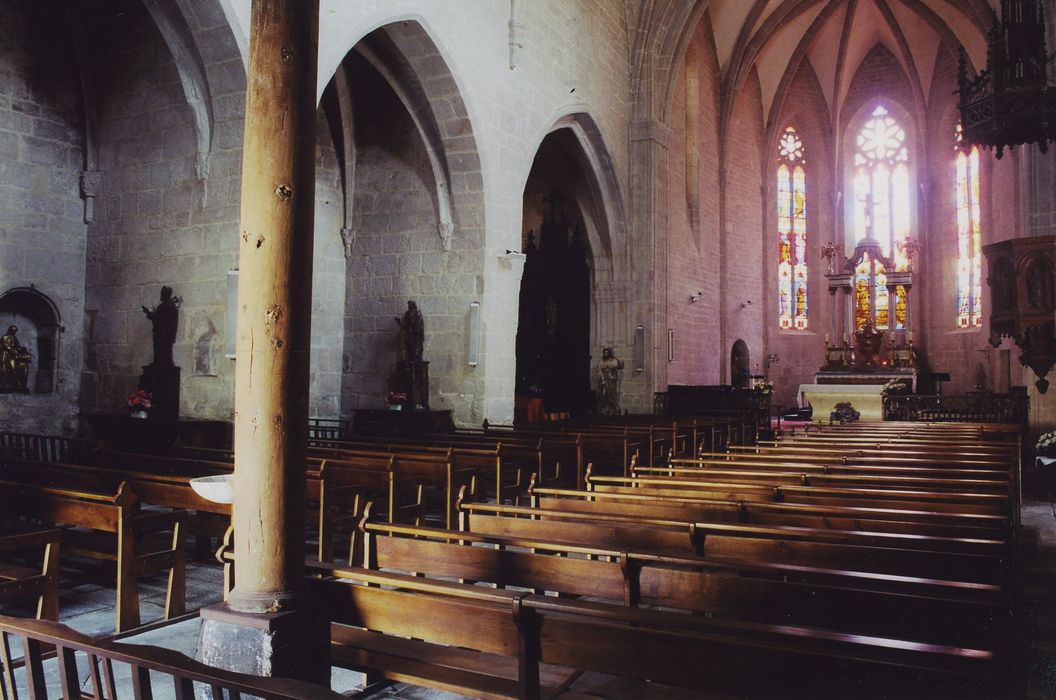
[
  {"xmin": 142, "ymin": 286, "xmax": 181, "ymax": 367},
  {"xmin": 596, "ymin": 347, "xmax": 624, "ymax": 415},
  {"xmin": 394, "ymin": 300, "xmax": 429, "ymax": 410},
  {"xmin": 139, "ymin": 286, "xmax": 182, "ymax": 419},
  {"xmin": 0, "ymin": 325, "xmax": 31, "ymax": 392},
  {"xmin": 395, "ymin": 300, "xmax": 424, "ymax": 362}
]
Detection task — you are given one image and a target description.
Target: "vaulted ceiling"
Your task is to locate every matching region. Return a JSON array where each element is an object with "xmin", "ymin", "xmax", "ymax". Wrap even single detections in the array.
[{"xmin": 707, "ymin": 0, "xmax": 997, "ymax": 123}]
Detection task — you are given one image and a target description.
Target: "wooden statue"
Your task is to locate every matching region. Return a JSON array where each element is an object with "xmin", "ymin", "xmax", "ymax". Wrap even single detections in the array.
[{"xmin": 0, "ymin": 325, "xmax": 31, "ymax": 392}]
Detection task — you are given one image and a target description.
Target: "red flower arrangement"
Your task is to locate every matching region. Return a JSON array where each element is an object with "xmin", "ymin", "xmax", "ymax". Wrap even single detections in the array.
[
  {"xmin": 386, "ymin": 391, "xmax": 407, "ymax": 406},
  {"xmin": 127, "ymin": 389, "xmax": 153, "ymax": 410}
]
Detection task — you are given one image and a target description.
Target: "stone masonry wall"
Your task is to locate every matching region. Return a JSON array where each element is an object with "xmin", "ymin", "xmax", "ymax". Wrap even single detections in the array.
[
  {"xmin": 341, "ymin": 56, "xmax": 484, "ymax": 424},
  {"xmin": 723, "ymin": 69, "xmax": 766, "ymax": 380},
  {"xmin": 82, "ymin": 0, "xmax": 245, "ymax": 422},
  {"xmin": 303, "ymin": 0, "xmax": 631, "ymax": 423},
  {"xmin": 666, "ymin": 18, "xmax": 722, "ymax": 387},
  {"xmin": 0, "ymin": 0, "xmax": 88, "ymax": 434}
]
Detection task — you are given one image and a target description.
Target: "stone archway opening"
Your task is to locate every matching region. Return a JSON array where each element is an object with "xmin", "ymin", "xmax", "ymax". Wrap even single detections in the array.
[
  {"xmin": 731, "ymin": 338, "xmax": 750, "ymax": 389},
  {"xmin": 517, "ymin": 128, "xmax": 608, "ymax": 420}
]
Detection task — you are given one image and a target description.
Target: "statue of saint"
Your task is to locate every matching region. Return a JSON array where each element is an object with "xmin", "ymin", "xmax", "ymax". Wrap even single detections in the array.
[
  {"xmin": 395, "ymin": 300, "xmax": 424, "ymax": 361},
  {"xmin": 0, "ymin": 325, "xmax": 32, "ymax": 392},
  {"xmin": 596, "ymin": 347, "xmax": 624, "ymax": 416},
  {"xmin": 142, "ymin": 286, "xmax": 180, "ymax": 367}
]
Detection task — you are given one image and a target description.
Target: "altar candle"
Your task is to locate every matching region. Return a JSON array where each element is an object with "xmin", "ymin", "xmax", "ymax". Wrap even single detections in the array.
[
  {"xmin": 825, "ymin": 334, "xmax": 830, "ymax": 344},
  {"xmin": 907, "ymin": 330, "xmax": 913, "ymax": 342},
  {"xmin": 843, "ymin": 332, "xmax": 849, "ymax": 343}
]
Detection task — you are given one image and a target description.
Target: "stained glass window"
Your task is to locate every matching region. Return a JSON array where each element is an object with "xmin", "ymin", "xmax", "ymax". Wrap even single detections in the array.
[
  {"xmin": 955, "ymin": 127, "xmax": 983, "ymax": 328},
  {"xmin": 852, "ymin": 105, "xmax": 910, "ymax": 330},
  {"xmin": 777, "ymin": 126, "xmax": 807, "ymax": 330}
]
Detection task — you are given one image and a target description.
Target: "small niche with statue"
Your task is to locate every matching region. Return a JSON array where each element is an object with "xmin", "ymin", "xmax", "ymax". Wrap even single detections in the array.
[{"xmin": 0, "ymin": 287, "xmax": 62, "ymax": 395}]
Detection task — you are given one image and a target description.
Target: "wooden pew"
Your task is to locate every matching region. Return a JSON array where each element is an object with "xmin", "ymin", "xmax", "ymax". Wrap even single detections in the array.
[
  {"xmin": 0, "ymin": 529, "xmax": 61, "ymax": 621},
  {"xmin": 313, "ymin": 566, "xmax": 994, "ymax": 699},
  {"xmin": 316, "ymin": 457, "xmax": 425, "ymax": 563},
  {"xmin": 587, "ymin": 470, "xmax": 1011, "ymax": 516},
  {"xmin": 456, "ymin": 495, "xmax": 1006, "ymax": 584},
  {"xmin": 359, "ymin": 514, "xmax": 1002, "ymax": 648},
  {"xmin": 0, "ymin": 456, "xmax": 232, "ymax": 560},
  {"xmin": 528, "ymin": 484, "xmax": 1009, "ymax": 540},
  {"xmin": 0, "ymin": 481, "xmax": 186, "ymax": 632},
  {"xmin": 0, "ymin": 614, "xmax": 345, "ymax": 699}
]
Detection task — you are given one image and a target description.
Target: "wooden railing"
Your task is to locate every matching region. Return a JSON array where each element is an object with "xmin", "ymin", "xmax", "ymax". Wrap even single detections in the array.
[
  {"xmin": 882, "ymin": 393, "xmax": 1029, "ymax": 425},
  {"xmin": 0, "ymin": 615, "xmax": 343, "ymax": 699},
  {"xmin": 0, "ymin": 432, "xmax": 96, "ymax": 464},
  {"xmin": 307, "ymin": 418, "xmax": 350, "ymax": 444}
]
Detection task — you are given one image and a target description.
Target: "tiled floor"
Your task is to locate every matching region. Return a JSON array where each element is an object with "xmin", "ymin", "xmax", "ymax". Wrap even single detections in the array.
[{"xmin": 4, "ymin": 501, "xmax": 1056, "ymax": 698}]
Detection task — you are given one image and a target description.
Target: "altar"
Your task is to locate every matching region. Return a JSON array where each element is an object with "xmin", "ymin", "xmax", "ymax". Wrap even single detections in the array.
[{"xmin": 798, "ymin": 383, "xmax": 885, "ymax": 422}]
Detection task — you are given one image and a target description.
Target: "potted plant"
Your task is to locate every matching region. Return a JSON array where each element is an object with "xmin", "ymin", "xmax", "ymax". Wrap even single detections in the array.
[
  {"xmin": 387, "ymin": 390, "xmax": 407, "ymax": 411},
  {"xmin": 127, "ymin": 389, "xmax": 152, "ymax": 419}
]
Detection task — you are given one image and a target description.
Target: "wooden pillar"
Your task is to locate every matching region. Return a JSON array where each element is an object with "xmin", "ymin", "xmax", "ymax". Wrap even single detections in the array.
[
  {"xmin": 231, "ymin": 0, "xmax": 318, "ymax": 616},
  {"xmin": 198, "ymin": 0, "xmax": 325, "ymax": 685}
]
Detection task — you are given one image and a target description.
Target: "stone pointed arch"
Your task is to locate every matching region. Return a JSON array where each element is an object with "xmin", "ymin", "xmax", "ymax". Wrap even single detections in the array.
[
  {"xmin": 141, "ymin": 0, "xmax": 215, "ymax": 180},
  {"xmin": 324, "ymin": 18, "xmax": 483, "ymax": 255},
  {"xmin": 529, "ymin": 111, "xmax": 627, "ymax": 282}
]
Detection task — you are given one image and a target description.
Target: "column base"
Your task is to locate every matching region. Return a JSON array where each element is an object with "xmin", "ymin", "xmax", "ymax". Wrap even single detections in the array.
[{"xmin": 196, "ymin": 602, "xmax": 330, "ymax": 690}]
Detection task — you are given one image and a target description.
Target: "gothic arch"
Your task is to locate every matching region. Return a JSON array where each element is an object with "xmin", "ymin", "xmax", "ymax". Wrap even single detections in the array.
[
  {"xmin": 524, "ymin": 111, "xmax": 626, "ymax": 280},
  {"xmin": 324, "ymin": 18, "xmax": 483, "ymax": 253},
  {"xmin": 839, "ymin": 96, "xmax": 920, "ymax": 239}
]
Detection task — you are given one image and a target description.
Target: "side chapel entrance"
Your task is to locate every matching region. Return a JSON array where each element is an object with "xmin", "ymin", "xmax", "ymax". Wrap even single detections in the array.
[{"xmin": 516, "ymin": 189, "xmax": 592, "ymax": 417}]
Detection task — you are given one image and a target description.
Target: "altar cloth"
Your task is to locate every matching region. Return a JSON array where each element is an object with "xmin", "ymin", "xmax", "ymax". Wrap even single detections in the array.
[{"xmin": 798, "ymin": 383, "xmax": 885, "ymax": 422}]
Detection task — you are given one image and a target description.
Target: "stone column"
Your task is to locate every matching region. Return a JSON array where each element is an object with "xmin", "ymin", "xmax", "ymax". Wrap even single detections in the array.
[{"xmin": 198, "ymin": 0, "xmax": 326, "ymax": 684}]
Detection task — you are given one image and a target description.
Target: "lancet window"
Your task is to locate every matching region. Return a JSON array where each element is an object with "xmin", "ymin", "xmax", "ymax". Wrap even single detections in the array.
[
  {"xmin": 955, "ymin": 127, "xmax": 983, "ymax": 328},
  {"xmin": 852, "ymin": 105, "xmax": 911, "ymax": 330},
  {"xmin": 777, "ymin": 126, "xmax": 808, "ymax": 329}
]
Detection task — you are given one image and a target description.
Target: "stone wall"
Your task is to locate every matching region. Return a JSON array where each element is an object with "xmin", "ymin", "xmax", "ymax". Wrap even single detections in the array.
[
  {"xmin": 0, "ymin": 0, "xmax": 88, "ymax": 434},
  {"xmin": 82, "ymin": 0, "xmax": 239, "ymax": 422},
  {"xmin": 723, "ymin": 69, "xmax": 765, "ymax": 381},
  {"xmin": 665, "ymin": 18, "xmax": 722, "ymax": 387},
  {"xmin": 340, "ymin": 53, "xmax": 484, "ymax": 424}
]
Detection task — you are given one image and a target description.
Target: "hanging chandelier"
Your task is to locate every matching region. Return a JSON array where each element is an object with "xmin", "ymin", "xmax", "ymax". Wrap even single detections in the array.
[{"xmin": 957, "ymin": 0, "xmax": 1056, "ymax": 158}]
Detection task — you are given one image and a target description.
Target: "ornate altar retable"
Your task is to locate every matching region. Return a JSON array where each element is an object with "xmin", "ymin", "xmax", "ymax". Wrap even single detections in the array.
[{"xmin": 802, "ymin": 236, "xmax": 921, "ymax": 421}]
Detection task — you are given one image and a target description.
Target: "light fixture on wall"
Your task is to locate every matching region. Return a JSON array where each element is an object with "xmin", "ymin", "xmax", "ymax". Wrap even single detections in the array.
[
  {"xmin": 689, "ymin": 291, "xmax": 704, "ymax": 303},
  {"xmin": 957, "ymin": 0, "xmax": 1056, "ymax": 158},
  {"xmin": 634, "ymin": 325, "xmax": 645, "ymax": 373},
  {"xmin": 467, "ymin": 302, "xmax": 480, "ymax": 366},
  {"xmin": 225, "ymin": 269, "xmax": 238, "ymax": 359}
]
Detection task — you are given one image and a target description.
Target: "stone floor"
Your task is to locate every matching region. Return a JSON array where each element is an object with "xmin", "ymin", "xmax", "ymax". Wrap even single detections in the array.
[{"xmin": 3, "ymin": 500, "xmax": 1056, "ymax": 698}]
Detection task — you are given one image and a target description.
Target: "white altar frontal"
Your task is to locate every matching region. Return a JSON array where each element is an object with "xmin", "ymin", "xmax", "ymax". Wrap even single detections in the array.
[{"xmin": 798, "ymin": 383, "xmax": 885, "ymax": 422}]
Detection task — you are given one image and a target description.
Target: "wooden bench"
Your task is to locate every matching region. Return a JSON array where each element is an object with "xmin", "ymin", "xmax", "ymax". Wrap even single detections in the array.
[
  {"xmin": 529, "ymin": 482, "xmax": 1010, "ymax": 540},
  {"xmin": 359, "ymin": 512, "xmax": 1003, "ymax": 649},
  {"xmin": 0, "ymin": 481, "xmax": 186, "ymax": 632},
  {"xmin": 587, "ymin": 469, "xmax": 1011, "ymax": 516},
  {"xmin": 316, "ymin": 457, "xmax": 424, "ymax": 563},
  {"xmin": 312, "ymin": 565, "xmax": 994, "ymax": 699},
  {"xmin": 0, "ymin": 614, "xmax": 344, "ymax": 699},
  {"xmin": 0, "ymin": 529, "xmax": 61, "ymax": 621},
  {"xmin": 456, "ymin": 495, "xmax": 1006, "ymax": 584}
]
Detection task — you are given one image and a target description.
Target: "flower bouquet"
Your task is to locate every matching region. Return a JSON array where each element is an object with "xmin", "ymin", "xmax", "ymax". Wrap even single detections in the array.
[
  {"xmin": 881, "ymin": 379, "xmax": 908, "ymax": 395},
  {"xmin": 1037, "ymin": 431, "xmax": 1056, "ymax": 457},
  {"xmin": 387, "ymin": 390, "xmax": 407, "ymax": 411},
  {"xmin": 127, "ymin": 389, "xmax": 152, "ymax": 419}
]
